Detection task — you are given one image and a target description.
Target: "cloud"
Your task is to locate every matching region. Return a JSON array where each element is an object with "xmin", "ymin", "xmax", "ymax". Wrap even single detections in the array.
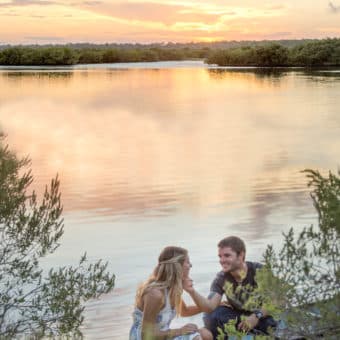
[
  {"xmin": 264, "ymin": 31, "xmax": 292, "ymax": 39},
  {"xmin": 0, "ymin": 0, "xmax": 57, "ymax": 7},
  {"xmin": 24, "ymin": 35, "xmax": 65, "ymax": 41},
  {"xmin": 225, "ymin": 11, "xmax": 236, "ymax": 16},
  {"xmin": 2, "ymin": 11, "xmax": 19, "ymax": 15},
  {"xmin": 82, "ymin": 0, "xmax": 102, "ymax": 5},
  {"xmin": 76, "ymin": 1, "xmax": 223, "ymax": 26},
  {"xmin": 265, "ymin": 4, "xmax": 286, "ymax": 11},
  {"xmin": 329, "ymin": 1, "xmax": 340, "ymax": 12},
  {"xmin": 30, "ymin": 14, "xmax": 46, "ymax": 18}
]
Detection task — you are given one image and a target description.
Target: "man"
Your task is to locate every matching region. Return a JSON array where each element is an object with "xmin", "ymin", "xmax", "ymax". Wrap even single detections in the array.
[{"xmin": 183, "ymin": 236, "xmax": 277, "ymax": 339}]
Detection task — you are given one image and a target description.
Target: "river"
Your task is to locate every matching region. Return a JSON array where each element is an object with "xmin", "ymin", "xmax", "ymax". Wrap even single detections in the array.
[{"xmin": 0, "ymin": 61, "xmax": 339, "ymax": 338}]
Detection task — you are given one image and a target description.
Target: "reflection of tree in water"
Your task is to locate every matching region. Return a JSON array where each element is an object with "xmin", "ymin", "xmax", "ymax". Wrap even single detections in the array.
[
  {"xmin": 206, "ymin": 68, "xmax": 289, "ymax": 88},
  {"xmin": 208, "ymin": 67, "xmax": 340, "ymax": 82},
  {"xmin": 227, "ymin": 153, "xmax": 314, "ymax": 240},
  {"xmin": 300, "ymin": 68, "xmax": 340, "ymax": 128},
  {"xmin": 229, "ymin": 189, "xmax": 311, "ymax": 240},
  {"xmin": 0, "ymin": 71, "xmax": 74, "ymax": 87},
  {"xmin": 61, "ymin": 187, "xmax": 179, "ymax": 217},
  {"xmin": 302, "ymin": 68, "xmax": 340, "ymax": 83},
  {"xmin": 2, "ymin": 71, "xmax": 74, "ymax": 79},
  {"xmin": 252, "ymin": 68, "xmax": 289, "ymax": 79}
]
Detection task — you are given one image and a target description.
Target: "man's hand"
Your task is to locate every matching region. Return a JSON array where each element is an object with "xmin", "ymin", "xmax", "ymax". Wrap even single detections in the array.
[
  {"xmin": 219, "ymin": 300, "xmax": 232, "ymax": 308},
  {"xmin": 182, "ymin": 277, "xmax": 195, "ymax": 294},
  {"xmin": 179, "ymin": 323, "xmax": 198, "ymax": 335},
  {"xmin": 238, "ymin": 314, "xmax": 259, "ymax": 332}
]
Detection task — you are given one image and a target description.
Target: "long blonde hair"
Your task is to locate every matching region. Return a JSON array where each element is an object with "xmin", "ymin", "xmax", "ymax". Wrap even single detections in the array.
[{"xmin": 136, "ymin": 246, "xmax": 188, "ymax": 314}]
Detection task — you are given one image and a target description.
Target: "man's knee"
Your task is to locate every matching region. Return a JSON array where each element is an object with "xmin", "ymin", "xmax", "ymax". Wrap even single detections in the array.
[
  {"xmin": 199, "ymin": 327, "xmax": 213, "ymax": 340},
  {"xmin": 203, "ymin": 306, "xmax": 225, "ymax": 329},
  {"xmin": 256, "ymin": 316, "xmax": 277, "ymax": 334},
  {"xmin": 203, "ymin": 306, "xmax": 240, "ymax": 338}
]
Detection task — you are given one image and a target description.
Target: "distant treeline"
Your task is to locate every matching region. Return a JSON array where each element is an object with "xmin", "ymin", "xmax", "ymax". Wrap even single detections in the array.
[
  {"xmin": 206, "ymin": 38, "xmax": 340, "ymax": 67},
  {"xmin": 0, "ymin": 39, "xmax": 318, "ymax": 52},
  {"xmin": 0, "ymin": 38, "xmax": 339, "ymax": 66},
  {"xmin": 0, "ymin": 46, "xmax": 209, "ymax": 66}
]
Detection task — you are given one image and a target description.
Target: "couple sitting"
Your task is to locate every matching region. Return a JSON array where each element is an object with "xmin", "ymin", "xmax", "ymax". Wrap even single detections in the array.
[{"xmin": 129, "ymin": 236, "xmax": 277, "ymax": 340}]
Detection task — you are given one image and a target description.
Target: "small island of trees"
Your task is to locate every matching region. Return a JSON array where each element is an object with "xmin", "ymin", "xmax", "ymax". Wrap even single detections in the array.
[
  {"xmin": 0, "ymin": 38, "xmax": 340, "ymax": 67},
  {"xmin": 206, "ymin": 38, "xmax": 340, "ymax": 67}
]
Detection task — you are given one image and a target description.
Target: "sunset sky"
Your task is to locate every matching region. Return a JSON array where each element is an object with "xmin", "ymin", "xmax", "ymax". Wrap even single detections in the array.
[{"xmin": 1, "ymin": 0, "xmax": 340, "ymax": 44}]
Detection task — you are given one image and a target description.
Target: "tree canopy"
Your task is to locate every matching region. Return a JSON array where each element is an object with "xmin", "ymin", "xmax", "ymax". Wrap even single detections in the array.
[
  {"xmin": 0, "ymin": 46, "xmax": 208, "ymax": 66},
  {"xmin": 1, "ymin": 38, "xmax": 340, "ymax": 66},
  {"xmin": 206, "ymin": 38, "xmax": 340, "ymax": 67}
]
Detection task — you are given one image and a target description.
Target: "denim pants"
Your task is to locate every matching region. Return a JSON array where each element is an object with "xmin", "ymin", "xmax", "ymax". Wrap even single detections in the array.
[{"xmin": 203, "ymin": 306, "xmax": 277, "ymax": 340}]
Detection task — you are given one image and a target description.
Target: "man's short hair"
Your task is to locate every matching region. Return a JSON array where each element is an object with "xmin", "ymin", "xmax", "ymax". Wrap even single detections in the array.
[{"xmin": 218, "ymin": 236, "xmax": 246, "ymax": 255}]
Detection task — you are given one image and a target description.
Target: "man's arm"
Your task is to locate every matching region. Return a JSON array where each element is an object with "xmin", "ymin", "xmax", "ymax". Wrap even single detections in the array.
[
  {"xmin": 190, "ymin": 290, "xmax": 222, "ymax": 313},
  {"xmin": 183, "ymin": 278, "xmax": 222, "ymax": 313},
  {"xmin": 238, "ymin": 262, "xmax": 271, "ymax": 331},
  {"xmin": 238, "ymin": 308, "xmax": 269, "ymax": 332},
  {"xmin": 180, "ymin": 299, "xmax": 201, "ymax": 317}
]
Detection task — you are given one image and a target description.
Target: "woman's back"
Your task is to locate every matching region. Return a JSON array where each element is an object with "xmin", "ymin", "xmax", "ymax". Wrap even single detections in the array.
[{"xmin": 129, "ymin": 288, "xmax": 175, "ymax": 340}]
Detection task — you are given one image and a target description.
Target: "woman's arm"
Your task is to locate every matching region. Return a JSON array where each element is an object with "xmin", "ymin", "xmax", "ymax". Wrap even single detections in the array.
[{"xmin": 142, "ymin": 288, "xmax": 198, "ymax": 339}]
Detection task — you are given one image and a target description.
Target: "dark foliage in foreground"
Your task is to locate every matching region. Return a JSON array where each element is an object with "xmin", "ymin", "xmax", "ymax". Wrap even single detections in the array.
[
  {"xmin": 219, "ymin": 169, "xmax": 340, "ymax": 339},
  {"xmin": 0, "ymin": 134, "xmax": 115, "ymax": 337}
]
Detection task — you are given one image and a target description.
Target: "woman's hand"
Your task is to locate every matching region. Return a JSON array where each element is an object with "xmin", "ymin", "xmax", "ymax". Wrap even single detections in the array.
[{"xmin": 180, "ymin": 323, "xmax": 198, "ymax": 335}]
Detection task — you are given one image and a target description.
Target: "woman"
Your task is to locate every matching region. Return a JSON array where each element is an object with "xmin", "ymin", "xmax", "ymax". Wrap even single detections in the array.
[{"xmin": 129, "ymin": 246, "xmax": 212, "ymax": 340}]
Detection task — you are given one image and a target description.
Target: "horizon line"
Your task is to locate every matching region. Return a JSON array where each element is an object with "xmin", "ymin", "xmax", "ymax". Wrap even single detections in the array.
[{"xmin": 1, "ymin": 36, "xmax": 340, "ymax": 47}]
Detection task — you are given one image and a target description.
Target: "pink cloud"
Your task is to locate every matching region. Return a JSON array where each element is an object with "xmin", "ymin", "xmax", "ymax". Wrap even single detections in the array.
[{"xmin": 77, "ymin": 1, "xmax": 222, "ymax": 25}]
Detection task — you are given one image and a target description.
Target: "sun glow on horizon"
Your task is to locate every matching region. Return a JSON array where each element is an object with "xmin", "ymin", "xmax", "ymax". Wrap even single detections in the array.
[{"xmin": 195, "ymin": 36, "xmax": 222, "ymax": 43}]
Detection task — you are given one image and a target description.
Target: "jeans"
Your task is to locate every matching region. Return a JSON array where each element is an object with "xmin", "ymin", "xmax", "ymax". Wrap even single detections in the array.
[{"xmin": 203, "ymin": 306, "xmax": 277, "ymax": 340}]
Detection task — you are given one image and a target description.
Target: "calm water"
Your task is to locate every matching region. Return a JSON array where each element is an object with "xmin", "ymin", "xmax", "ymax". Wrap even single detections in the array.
[{"xmin": 0, "ymin": 61, "xmax": 339, "ymax": 339}]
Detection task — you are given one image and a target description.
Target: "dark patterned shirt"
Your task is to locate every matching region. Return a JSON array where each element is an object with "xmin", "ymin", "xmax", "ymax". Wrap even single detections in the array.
[{"xmin": 210, "ymin": 261, "xmax": 262, "ymax": 312}]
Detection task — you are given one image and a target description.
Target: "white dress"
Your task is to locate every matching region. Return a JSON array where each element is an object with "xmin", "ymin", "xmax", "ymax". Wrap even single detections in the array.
[{"xmin": 129, "ymin": 289, "xmax": 200, "ymax": 340}]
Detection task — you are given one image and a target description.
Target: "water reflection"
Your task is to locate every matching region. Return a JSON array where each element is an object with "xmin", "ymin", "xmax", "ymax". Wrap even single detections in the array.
[
  {"xmin": 207, "ymin": 67, "xmax": 290, "ymax": 79},
  {"xmin": 2, "ymin": 71, "xmax": 73, "ymax": 78},
  {"xmin": 0, "ymin": 62, "xmax": 339, "ymax": 338},
  {"xmin": 1, "ymin": 66, "xmax": 338, "ymax": 219},
  {"xmin": 234, "ymin": 188, "xmax": 312, "ymax": 240},
  {"xmin": 207, "ymin": 67, "xmax": 340, "ymax": 88}
]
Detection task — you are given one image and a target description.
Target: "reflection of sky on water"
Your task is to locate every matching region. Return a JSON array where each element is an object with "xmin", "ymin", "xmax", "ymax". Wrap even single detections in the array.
[{"xmin": 0, "ymin": 62, "xmax": 339, "ymax": 338}]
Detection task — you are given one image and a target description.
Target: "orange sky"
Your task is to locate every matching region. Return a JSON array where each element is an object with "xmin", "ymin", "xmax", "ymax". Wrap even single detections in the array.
[{"xmin": 0, "ymin": 0, "xmax": 340, "ymax": 44}]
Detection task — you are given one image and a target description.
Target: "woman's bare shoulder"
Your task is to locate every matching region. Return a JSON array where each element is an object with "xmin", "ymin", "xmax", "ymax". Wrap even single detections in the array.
[
  {"xmin": 141, "ymin": 287, "xmax": 166, "ymax": 312},
  {"xmin": 144, "ymin": 286, "xmax": 164, "ymax": 301}
]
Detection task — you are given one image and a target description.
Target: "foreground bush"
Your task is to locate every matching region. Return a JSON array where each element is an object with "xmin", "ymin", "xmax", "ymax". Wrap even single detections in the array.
[
  {"xmin": 0, "ymin": 134, "xmax": 115, "ymax": 337},
  {"xmin": 218, "ymin": 169, "xmax": 339, "ymax": 339}
]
